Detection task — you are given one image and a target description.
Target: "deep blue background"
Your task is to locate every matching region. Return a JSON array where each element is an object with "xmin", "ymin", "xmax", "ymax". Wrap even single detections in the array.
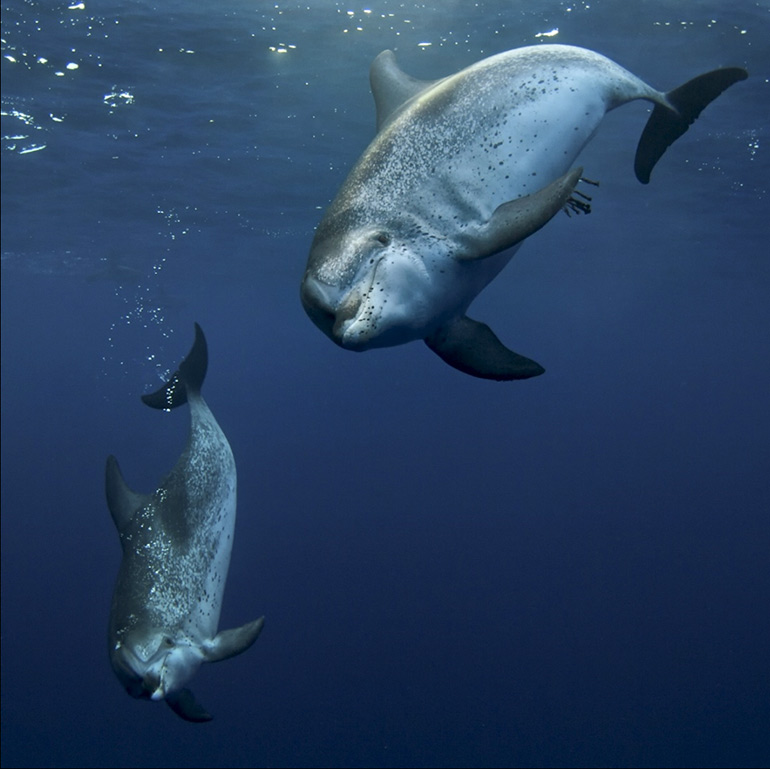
[{"xmin": 2, "ymin": 1, "xmax": 768, "ymax": 767}]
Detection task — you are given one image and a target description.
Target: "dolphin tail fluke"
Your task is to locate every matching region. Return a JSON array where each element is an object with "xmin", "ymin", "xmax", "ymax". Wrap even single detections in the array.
[
  {"xmin": 141, "ymin": 322, "xmax": 208, "ymax": 410},
  {"xmin": 635, "ymin": 67, "xmax": 747, "ymax": 184},
  {"xmin": 165, "ymin": 688, "xmax": 213, "ymax": 723},
  {"xmin": 426, "ymin": 315, "xmax": 545, "ymax": 381},
  {"xmin": 204, "ymin": 617, "xmax": 266, "ymax": 663}
]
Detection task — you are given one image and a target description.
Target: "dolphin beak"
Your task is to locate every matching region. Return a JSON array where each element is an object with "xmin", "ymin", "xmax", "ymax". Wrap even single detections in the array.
[
  {"xmin": 300, "ymin": 275, "xmax": 338, "ymax": 341},
  {"xmin": 302, "ymin": 258, "xmax": 387, "ymax": 350},
  {"xmin": 333, "ymin": 288, "xmax": 370, "ymax": 348},
  {"xmin": 143, "ymin": 671, "xmax": 165, "ymax": 701},
  {"xmin": 334, "ymin": 258, "xmax": 385, "ymax": 349},
  {"xmin": 301, "ymin": 274, "xmax": 372, "ymax": 349},
  {"xmin": 142, "ymin": 670, "xmax": 166, "ymax": 702}
]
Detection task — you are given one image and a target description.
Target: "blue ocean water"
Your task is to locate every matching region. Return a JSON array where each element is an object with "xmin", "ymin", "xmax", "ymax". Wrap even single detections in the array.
[{"xmin": 1, "ymin": 0, "xmax": 768, "ymax": 766}]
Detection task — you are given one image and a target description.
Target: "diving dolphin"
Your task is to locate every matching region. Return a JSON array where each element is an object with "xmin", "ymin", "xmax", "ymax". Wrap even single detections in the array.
[
  {"xmin": 106, "ymin": 323, "xmax": 264, "ymax": 722},
  {"xmin": 301, "ymin": 44, "xmax": 747, "ymax": 380}
]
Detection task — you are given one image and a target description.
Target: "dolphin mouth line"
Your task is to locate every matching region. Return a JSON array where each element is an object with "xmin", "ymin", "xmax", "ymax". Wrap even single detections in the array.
[{"xmin": 335, "ymin": 256, "xmax": 384, "ymax": 348}]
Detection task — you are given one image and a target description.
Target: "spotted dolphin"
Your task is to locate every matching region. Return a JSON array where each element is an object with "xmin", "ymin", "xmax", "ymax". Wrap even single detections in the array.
[
  {"xmin": 301, "ymin": 44, "xmax": 747, "ymax": 380},
  {"xmin": 106, "ymin": 323, "xmax": 264, "ymax": 722}
]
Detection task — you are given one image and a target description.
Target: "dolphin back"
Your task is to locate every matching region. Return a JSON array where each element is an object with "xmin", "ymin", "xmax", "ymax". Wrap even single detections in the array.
[{"xmin": 141, "ymin": 323, "xmax": 208, "ymax": 410}]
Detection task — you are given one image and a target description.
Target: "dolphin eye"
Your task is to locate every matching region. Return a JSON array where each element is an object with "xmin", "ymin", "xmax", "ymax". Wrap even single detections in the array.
[
  {"xmin": 373, "ymin": 232, "xmax": 391, "ymax": 247},
  {"xmin": 164, "ymin": 637, "xmax": 175, "ymax": 647}
]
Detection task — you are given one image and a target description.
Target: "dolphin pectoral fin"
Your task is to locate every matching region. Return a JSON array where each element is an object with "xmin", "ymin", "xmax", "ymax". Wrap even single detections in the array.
[
  {"xmin": 204, "ymin": 617, "xmax": 266, "ymax": 663},
  {"xmin": 635, "ymin": 67, "xmax": 748, "ymax": 183},
  {"xmin": 105, "ymin": 455, "xmax": 151, "ymax": 536},
  {"xmin": 459, "ymin": 167, "xmax": 585, "ymax": 260},
  {"xmin": 165, "ymin": 688, "xmax": 213, "ymax": 723},
  {"xmin": 425, "ymin": 316, "xmax": 545, "ymax": 381}
]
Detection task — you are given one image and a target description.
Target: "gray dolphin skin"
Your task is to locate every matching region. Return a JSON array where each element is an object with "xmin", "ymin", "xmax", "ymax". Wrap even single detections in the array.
[
  {"xmin": 301, "ymin": 44, "xmax": 747, "ymax": 380},
  {"xmin": 106, "ymin": 323, "xmax": 264, "ymax": 722}
]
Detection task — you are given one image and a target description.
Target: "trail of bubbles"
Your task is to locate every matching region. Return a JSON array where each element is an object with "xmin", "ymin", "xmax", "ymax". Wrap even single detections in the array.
[{"xmin": 100, "ymin": 207, "xmax": 189, "ymax": 396}]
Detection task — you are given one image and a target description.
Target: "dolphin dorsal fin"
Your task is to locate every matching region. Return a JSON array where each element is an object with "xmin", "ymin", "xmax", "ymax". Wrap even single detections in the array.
[
  {"xmin": 370, "ymin": 50, "xmax": 440, "ymax": 131},
  {"xmin": 105, "ymin": 455, "xmax": 151, "ymax": 536}
]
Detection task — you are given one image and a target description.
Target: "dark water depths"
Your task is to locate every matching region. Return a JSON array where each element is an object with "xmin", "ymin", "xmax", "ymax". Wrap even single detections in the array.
[{"xmin": 2, "ymin": 1, "xmax": 769, "ymax": 766}]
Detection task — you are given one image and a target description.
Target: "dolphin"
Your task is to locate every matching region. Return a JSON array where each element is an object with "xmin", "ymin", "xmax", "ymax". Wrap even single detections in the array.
[
  {"xmin": 106, "ymin": 323, "xmax": 264, "ymax": 722},
  {"xmin": 301, "ymin": 44, "xmax": 747, "ymax": 380}
]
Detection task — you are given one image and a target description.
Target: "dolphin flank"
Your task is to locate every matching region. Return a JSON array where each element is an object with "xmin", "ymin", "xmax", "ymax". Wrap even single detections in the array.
[
  {"xmin": 106, "ymin": 323, "xmax": 264, "ymax": 722},
  {"xmin": 301, "ymin": 44, "xmax": 747, "ymax": 380}
]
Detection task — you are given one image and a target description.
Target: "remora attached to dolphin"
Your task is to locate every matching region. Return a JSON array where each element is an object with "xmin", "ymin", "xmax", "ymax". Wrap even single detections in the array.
[
  {"xmin": 105, "ymin": 323, "xmax": 264, "ymax": 722},
  {"xmin": 301, "ymin": 44, "xmax": 747, "ymax": 380}
]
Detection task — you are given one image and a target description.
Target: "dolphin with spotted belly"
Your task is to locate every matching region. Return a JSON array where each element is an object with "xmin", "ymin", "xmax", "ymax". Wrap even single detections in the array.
[
  {"xmin": 301, "ymin": 44, "xmax": 747, "ymax": 380},
  {"xmin": 106, "ymin": 323, "xmax": 264, "ymax": 722}
]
